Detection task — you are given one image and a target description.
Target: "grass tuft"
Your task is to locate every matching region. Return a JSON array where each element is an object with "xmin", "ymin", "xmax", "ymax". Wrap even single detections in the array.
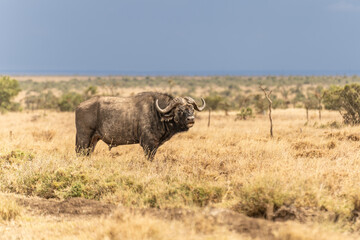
[
  {"xmin": 0, "ymin": 196, "xmax": 22, "ymax": 221},
  {"xmin": 32, "ymin": 130, "xmax": 56, "ymax": 142}
]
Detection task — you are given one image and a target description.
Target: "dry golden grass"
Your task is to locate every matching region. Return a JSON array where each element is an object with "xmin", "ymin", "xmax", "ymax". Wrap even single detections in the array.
[
  {"xmin": 1, "ymin": 108, "xmax": 360, "ymax": 239},
  {"xmin": 31, "ymin": 129, "xmax": 56, "ymax": 142},
  {"xmin": 0, "ymin": 195, "xmax": 22, "ymax": 222}
]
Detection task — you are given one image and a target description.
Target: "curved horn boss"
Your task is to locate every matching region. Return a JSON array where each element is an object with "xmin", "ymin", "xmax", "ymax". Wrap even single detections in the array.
[
  {"xmin": 184, "ymin": 97, "xmax": 206, "ymax": 111},
  {"xmin": 155, "ymin": 97, "xmax": 184, "ymax": 113}
]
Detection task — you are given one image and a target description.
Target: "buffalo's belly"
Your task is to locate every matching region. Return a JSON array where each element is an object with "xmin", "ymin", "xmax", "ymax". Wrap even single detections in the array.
[
  {"xmin": 103, "ymin": 137, "xmax": 139, "ymax": 146},
  {"xmin": 98, "ymin": 126, "xmax": 139, "ymax": 146}
]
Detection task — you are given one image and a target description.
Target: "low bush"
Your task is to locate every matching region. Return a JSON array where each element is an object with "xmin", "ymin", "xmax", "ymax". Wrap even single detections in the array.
[
  {"xmin": 233, "ymin": 177, "xmax": 297, "ymax": 218},
  {"xmin": 10, "ymin": 167, "xmax": 117, "ymax": 199},
  {"xmin": 235, "ymin": 107, "xmax": 253, "ymax": 120}
]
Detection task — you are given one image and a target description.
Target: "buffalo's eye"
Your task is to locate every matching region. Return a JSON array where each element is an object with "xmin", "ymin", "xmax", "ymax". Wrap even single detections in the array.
[{"xmin": 188, "ymin": 106, "xmax": 194, "ymax": 113}]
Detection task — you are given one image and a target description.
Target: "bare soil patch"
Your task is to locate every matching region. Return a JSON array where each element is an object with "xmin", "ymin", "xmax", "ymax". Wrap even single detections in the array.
[
  {"xmin": 138, "ymin": 207, "xmax": 280, "ymax": 239},
  {"xmin": 5, "ymin": 194, "xmax": 283, "ymax": 239},
  {"xmin": 13, "ymin": 195, "xmax": 116, "ymax": 216}
]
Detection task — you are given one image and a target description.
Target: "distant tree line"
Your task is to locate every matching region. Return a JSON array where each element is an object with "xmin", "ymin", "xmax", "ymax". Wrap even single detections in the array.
[
  {"xmin": 4, "ymin": 75, "xmax": 360, "ymax": 124},
  {"xmin": 19, "ymin": 75, "xmax": 360, "ymax": 94}
]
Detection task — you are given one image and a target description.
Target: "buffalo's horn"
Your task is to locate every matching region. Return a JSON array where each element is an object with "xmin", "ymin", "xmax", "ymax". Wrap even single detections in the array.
[
  {"xmin": 185, "ymin": 97, "xmax": 206, "ymax": 111},
  {"xmin": 155, "ymin": 97, "xmax": 183, "ymax": 113}
]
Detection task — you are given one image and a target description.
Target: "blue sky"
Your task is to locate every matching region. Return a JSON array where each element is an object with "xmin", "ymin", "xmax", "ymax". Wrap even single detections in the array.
[{"xmin": 0, "ymin": 0, "xmax": 359, "ymax": 75}]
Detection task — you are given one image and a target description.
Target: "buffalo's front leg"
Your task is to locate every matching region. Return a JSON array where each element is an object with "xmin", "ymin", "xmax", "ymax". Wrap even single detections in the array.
[
  {"xmin": 143, "ymin": 146, "xmax": 158, "ymax": 161},
  {"xmin": 140, "ymin": 135, "xmax": 159, "ymax": 161}
]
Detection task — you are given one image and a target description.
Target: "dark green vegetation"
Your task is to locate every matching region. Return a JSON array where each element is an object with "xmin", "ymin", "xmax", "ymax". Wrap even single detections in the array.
[
  {"xmin": 323, "ymin": 84, "xmax": 360, "ymax": 124},
  {"xmin": 0, "ymin": 76, "xmax": 21, "ymax": 112}
]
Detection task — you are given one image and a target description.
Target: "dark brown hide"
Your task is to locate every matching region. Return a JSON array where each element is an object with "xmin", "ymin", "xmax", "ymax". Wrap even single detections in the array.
[{"xmin": 75, "ymin": 92, "xmax": 205, "ymax": 160}]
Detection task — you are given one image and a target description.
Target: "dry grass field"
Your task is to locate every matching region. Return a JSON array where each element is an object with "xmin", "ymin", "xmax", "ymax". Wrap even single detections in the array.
[{"xmin": 1, "ymin": 108, "xmax": 360, "ymax": 239}]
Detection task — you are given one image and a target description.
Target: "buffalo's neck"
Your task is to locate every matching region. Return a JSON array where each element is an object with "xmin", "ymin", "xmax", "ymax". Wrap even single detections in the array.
[{"xmin": 155, "ymin": 120, "xmax": 181, "ymax": 145}]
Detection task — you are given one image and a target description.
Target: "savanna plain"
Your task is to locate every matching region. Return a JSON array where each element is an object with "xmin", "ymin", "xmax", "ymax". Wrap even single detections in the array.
[{"xmin": 1, "ymin": 76, "xmax": 360, "ymax": 239}]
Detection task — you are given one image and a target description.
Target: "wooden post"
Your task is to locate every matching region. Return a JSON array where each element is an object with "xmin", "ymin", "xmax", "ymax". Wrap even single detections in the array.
[
  {"xmin": 260, "ymin": 87, "xmax": 273, "ymax": 138},
  {"xmin": 315, "ymin": 92, "xmax": 323, "ymax": 121},
  {"xmin": 306, "ymin": 107, "xmax": 309, "ymax": 122},
  {"xmin": 208, "ymin": 108, "xmax": 211, "ymax": 127},
  {"xmin": 318, "ymin": 98, "xmax": 322, "ymax": 121}
]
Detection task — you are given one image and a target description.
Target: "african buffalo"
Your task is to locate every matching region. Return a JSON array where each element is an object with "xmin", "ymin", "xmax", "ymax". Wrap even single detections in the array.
[{"xmin": 75, "ymin": 92, "xmax": 205, "ymax": 160}]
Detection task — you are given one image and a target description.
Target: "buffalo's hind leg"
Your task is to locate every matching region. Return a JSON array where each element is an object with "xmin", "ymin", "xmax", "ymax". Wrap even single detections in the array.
[{"xmin": 89, "ymin": 132, "xmax": 101, "ymax": 153}]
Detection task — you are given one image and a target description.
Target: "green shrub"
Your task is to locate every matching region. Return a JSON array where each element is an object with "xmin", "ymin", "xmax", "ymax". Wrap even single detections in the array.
[
  {"xmin": 24, "ymin": 91, "xmax": 59, "ymax": 110},
  {"xmin": 233, "ymin": 178, "xmax": 296, "ymax": 218},
  {"xmin": 13, "ymin": 168, "xmax": 117, "ymax": 199},
  {"xmin": 253, "ymin": 94, "xmax": 268, "ymax": 114},
  {"xmin": 58, "ymin": 92, "xmax": 84, "ymax": 111},
  {"xmin": 235, "ymin": 107, "xmax": 253, "ymax": 120},
  {"xmin": 272, "ymin": 97, "xmax": 288, "ymax": 109},
  {"xmin": 0, "ymin": 76, "xmax": 21, "ymax": 113},
  {"xmin": 0, "ymin": 150, "xmax": 34, "ymax": 165},
  {"xmin": 175, "ymin": 184, "xmax": 225, "ymax": 207},
  {"xmin": 204, "ymin": 95, "xmax": 223, "ymax": 110},
  {"xmin": 323, "ymin": 84, "xmax": 360, "ymax": 124},
  {"xmin": 84, "ymin": 85, "xmax": 98, "ymax": 100},
  {"xmin": 323, "ymin": 85, "xmax": 343, "ymax": 111}
]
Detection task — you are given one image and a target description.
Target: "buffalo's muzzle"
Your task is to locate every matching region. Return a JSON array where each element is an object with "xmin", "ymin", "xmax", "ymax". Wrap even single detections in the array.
[
  {"xmin": 186, "ymin": 116, "xmax": 195, "ymax": 127},
  {"xmin": 187, "ymin": 116, "xmax": 195, "ymax": 122}
]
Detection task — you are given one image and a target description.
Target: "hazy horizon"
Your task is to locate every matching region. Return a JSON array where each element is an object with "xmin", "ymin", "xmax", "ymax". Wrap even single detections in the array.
[
  {"xmin": 1, "ymin": 0, "xmax": 360, "ymax": 76},
  {"xmin": 2, "ymin": 69, "xmax": 360, "ymax": 77}
]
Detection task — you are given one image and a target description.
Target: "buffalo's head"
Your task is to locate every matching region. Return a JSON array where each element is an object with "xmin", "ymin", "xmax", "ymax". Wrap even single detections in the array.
[{"xmin": 155, "ymin": 96, "xmax": 206, "ymax": 129}]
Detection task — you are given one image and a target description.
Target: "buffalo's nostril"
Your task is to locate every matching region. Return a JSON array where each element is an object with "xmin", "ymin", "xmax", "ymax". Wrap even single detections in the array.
[{"xmin": 187, "ymin": 116, "xmax": 195, "ymax": 121}]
